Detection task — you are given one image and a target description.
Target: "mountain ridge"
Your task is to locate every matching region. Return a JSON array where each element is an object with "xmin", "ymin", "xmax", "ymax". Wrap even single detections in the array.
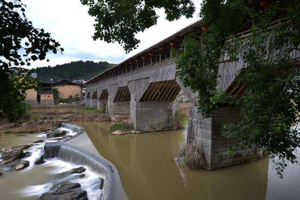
[{"xmin": 36, "ymin": 60, "xmax": 115, "ymax": 82}]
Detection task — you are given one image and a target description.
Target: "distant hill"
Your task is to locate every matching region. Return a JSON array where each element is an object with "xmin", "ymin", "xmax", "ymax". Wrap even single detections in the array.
[{"xmin": 36, "ymin": 60, "xmax": 115, "ymax": 82}]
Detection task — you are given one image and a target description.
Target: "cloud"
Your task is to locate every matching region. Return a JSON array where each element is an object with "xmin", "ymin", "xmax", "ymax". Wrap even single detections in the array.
[{"xmin": 24, "ymin": 0, "xmax": 202, "ymax": 69}]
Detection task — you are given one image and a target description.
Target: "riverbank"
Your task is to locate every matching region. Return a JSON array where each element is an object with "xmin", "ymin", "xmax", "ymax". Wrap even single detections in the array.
[{"xmin": 0, "ymin": 106, "xmax": 128, "ymax": 135}]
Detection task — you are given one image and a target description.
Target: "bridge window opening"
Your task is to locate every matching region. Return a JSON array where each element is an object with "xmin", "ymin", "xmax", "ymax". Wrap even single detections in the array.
[
  {"xmin": 99, "ymin": 89, "xmax": 108, "ymax": 100},
  {"xmin": 140, "ymin": 80, "xmax": 181, "ymax": 101},
  {"xmin": 91, "ymin": 91, "xmax": 98, "ymax": 99},
  {"xmin": 113, "ymin": 87, "xmax": 131, "ymax": 102}
]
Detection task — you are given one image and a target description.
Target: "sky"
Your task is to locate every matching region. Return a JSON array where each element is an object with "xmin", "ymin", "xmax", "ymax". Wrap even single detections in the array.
[{"xmin": 24, "ymin": 0, "xmax": 202, "ymax": 69}]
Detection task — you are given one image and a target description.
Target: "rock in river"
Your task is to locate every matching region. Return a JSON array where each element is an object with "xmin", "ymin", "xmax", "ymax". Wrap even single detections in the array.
[
  {"xmin": 39, "ymin": 181, "xmax": 87, "ymax": 200},
  {"xmin": 35, "ymin": 156, "xmax": 45, "ymax": 165},
  {"xmin": 46, "ymin": 129, "xmax": 67, "ymax": 138},
  {"xmin": 67, "ymin": 167, "xmax": 86, "ymax": 174},
  {"xmin": 15, "ymin": 161, "xmax": 30, "ymax": 171},
  {"xmin": 33, "ymin": 139, "xmax": 44, "ymax": 143},
  {"xmin": 1, "ymin": 150, "xmax": 26, "ymax": 165}
]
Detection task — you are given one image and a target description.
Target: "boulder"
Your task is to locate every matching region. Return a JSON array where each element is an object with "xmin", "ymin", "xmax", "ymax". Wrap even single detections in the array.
[
  {"xmin": 67, "ymin": 167, "xmax": 86, "ymax": 174},
  {"xmin": 1, "ymin": 144, "xmax": 31, "ymax": 154},
  {"xmin": 2, "ymin": 159, "xmax": 21, "ymax": 170},
  {"xmin": 46, "ymin": 129, "xmax": 67, "ymax": 138},
  {"xmin": 99, "ymin": 178, "xmax": 104, "ymax": 190},
  {"xmin": 15, "ymin": 161, "xmax": 30, "ymax": 171},
  {"xmin": 1, "ymin": 150, "xmax": 26, "ymax": 165},
  {"xmin": 33, "ymin": 139, "xmax": 44, "ymax": 143},
  {"xmin": 35, "ymin": 156, "xmax": 45, "ymax": 165},
  {"xmin": 111, "ymin": 130, "xmax": 124, "ymax": 135},
  {"xmin": 131, "ymin": 130, "xmax": 141, "ymax": 134},
  {"xmin": 39, "ymin": 181, "xmax": 87, "ymax": 200}
]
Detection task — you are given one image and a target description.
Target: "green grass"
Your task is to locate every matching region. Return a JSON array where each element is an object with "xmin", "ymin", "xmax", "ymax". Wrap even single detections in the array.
[
  {"xmin": 82, "ymin": 106, "xmax": 100, "ymax": 114},
  {"xmin": 83, "ymin": 106, "xmax": 96, "ymax": 110},
  {"xmin": 24, "ymin": 103, "xmax": 32, "ymax": 111},
  {"xmin": 30, "ymin": 113, "xmax": 41, "ymax": 120},
  {"xmin": 109, "ymin": 122, "xmax": 134, "ymax": 133}
]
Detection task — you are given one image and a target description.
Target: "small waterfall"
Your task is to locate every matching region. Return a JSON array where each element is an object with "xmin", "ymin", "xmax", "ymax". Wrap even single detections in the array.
[
  {"xmin": 43, "ymin": 143, "xmax": 61, "ymax": 159},
  {"xmin": 61, "ymin": 123, "xmax": 84, "ymax": 134},
  {"xmin": 43, "ymin": 142, "xmax": 119, "ymax": 200}
]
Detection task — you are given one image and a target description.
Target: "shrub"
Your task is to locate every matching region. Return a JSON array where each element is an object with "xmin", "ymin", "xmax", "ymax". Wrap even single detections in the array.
[
  {"xmin": 110, "ymin": 122, "xmax": 134, "ymax": 133},
  {"xmin": 179, "ymin": 143, "xmax": 205, "ymax": 169}
]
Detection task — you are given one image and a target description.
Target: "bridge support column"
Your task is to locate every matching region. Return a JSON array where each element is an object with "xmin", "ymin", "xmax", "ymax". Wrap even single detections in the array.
[
  {"xmin": 85, "ymin": 98, "xmax": 90, "ymax": 107},
  {"xmin": 130, "ymin": 94, "xmax": 178, "ymax": 131},
  {"xmin": 91, "ymin": 98, "xmax": 98, "ymax": 108},
  {"xmin": 109, "ymin": 101, "xmax": 130, "ymax": 115},
  {"xmin": 98, "ymin": 99, "xmax": 108, "ymax": 113},
  {"xmin": 107, "ymin": 86, "xmax": 131, "ymax": 115},
  {"xmin": 187, "ymin": 100, "xmax": 266, "ymax": 170}
]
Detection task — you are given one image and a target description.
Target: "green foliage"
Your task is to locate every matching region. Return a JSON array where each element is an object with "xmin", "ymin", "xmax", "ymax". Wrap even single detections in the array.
[
  {"xmin": 53, "ymin": 91, "xmax": 81, "ymax": 105},
  {"xmin": 176, "ymin": 108, "xmax": 188, "ymax": 127},
  {"xmin": 0, "ymin": 0, "xmax": 62, "ymax": 122},
  {"xmin": 81, "ymin": 0, "xmax": 195, "ymax": 52},
  {"xmin": 83, "ymin": 106, "xmax": 96, "ymax": 111},
  {"xmin": 110, "ymin": 122, "xmax": 134, "ymax": 133},
  {"xmin": 30, "ymin": 113, "xmax": 41, "ymax": 121},
  {"xmin": 179, "ymin": 143, "xmax": 205, "ymax": 169},
  {"xmin": 82, "ymin": 106, "xmax": 100, "ymax": 114},
  {"xmin": 24, "ymin": 103, "xmax": 32, "ymax": 111},
  {"xmin": 176, "ymin": 0, "xmax": 300, "ymax": 172},
  {"xmin": 53, "ymin": 88, "xmax": 60, "ymax": 105},
  {"xmin": 36, "ymin": 60, "xmax": 115, "ymax": 82}
]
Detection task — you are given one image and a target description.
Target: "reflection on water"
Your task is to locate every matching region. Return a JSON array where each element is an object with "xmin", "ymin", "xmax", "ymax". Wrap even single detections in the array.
[{"xmin": 77, "ymin": 122, "xmax": 300, "ymax": 200}]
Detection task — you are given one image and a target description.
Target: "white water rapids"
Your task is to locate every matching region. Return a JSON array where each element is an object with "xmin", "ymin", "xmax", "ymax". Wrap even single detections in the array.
[{"xmin": 16, "ymin": 127, "xmax": 103, "ymax": 199}]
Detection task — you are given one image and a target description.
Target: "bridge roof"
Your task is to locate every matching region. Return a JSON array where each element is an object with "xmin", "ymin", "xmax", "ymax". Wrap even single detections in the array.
[{"xmin": 86, "ymin": 19, "xmax": 202, "ymax": 85}]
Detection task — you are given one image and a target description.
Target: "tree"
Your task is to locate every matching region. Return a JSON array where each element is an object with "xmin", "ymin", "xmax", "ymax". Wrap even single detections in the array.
[
  {"xmin": 52, "ymin": 88, "xmax": 60, "ymax": 105},
  {"xmin": 176, "ymin": 0, "xmax": 300, "ymax": 174},
  {"xmin": 80, "ymin": 0, "xmax": 195, "ymax": 52},
  {"xmin": 83, "ymin": 0, "xmax": 300, "ymax": 173},
  {"xmin": 0, "ymin": 0, "xmax": 63, "ymax": 121}
]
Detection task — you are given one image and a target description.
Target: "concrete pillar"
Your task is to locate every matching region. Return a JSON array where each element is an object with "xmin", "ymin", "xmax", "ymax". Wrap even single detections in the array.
[
  {"xmin": 187, "ymin": 100, "xmax": 266, "ymax": 170},
  {"xmin": 108, "ymin": 96, "xmax": 114, "ymax": 115},
  {"xmin": 91, "ymin": 98, "xmax": 98, "ymax": 108},
  {"xmin": 85, "ymin": 97, "xmax": 90, "ymax": 107},
  {"xmin": 98, "ymin": 99, "xmax": 108, "ymax": 113},
  {"xmin": 130, "ymin": 97, "xmax": 178, "ymax": 131},
  {"xmin": 109, "ymin": 101, "xmax": 130, "ymax": 115}
]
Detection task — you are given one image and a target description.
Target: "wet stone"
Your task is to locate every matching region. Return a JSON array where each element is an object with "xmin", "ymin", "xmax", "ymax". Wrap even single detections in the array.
[
  {"xmin": 35, "ymin": 156, "xmax": 45, "ymax": 165},
  {"xmin": 1, "ymin": 150, "xmax": 26, "ymax": 165},
  {"xmin": 46, "ymin": 129, "xmax": 67, "ymax": 138},
  {"xmin": 68, "ymin": 167, "xmax": 86, "ymax": 174},
  {"xmin": 99, "ymin": 178, "xmax": 104, "ymax": 190},
  {"xmin": 15, "ymin": 160, "xmax": 30, "ymax": 171},
  {"xmin": 40, "ymin": 181, "xmax": 88, "ymax": 200},
  {"xmin": 33, "ymin": 139, "xmax": 44, "ymax": 143}
]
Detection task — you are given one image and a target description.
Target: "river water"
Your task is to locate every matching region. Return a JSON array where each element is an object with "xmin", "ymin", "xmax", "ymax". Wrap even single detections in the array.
[
  {"xmin": 1, "ymin": 122, "xmax": 300, "ymax": 200},
  {"xmin": 77, "ymin": 122, "xmax": 300, "ymax": 200}
]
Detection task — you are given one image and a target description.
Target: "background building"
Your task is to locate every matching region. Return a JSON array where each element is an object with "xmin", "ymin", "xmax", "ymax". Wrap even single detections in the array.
[{"xmin": 52, "ymin": 80, "xmax": 82, "ymax": 99}]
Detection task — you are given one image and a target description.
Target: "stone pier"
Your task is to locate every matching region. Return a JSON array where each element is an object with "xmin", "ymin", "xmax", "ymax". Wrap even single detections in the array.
[
  {"xmin": 130, "ymin": 94, "xmax": 178, "ymax": 131},
  {"xmin": 188, "ymin": 100, "xmax": 266, "ymax": 170}
]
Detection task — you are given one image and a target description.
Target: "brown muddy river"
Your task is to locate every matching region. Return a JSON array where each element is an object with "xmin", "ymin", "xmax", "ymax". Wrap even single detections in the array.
[
  {"xmin": 1, "ymin": 122, "xmax": 300, "ymax": 200},
  {"xmin": 78, "ymin": 122, "xmax": 300, "ymax": 200}
]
